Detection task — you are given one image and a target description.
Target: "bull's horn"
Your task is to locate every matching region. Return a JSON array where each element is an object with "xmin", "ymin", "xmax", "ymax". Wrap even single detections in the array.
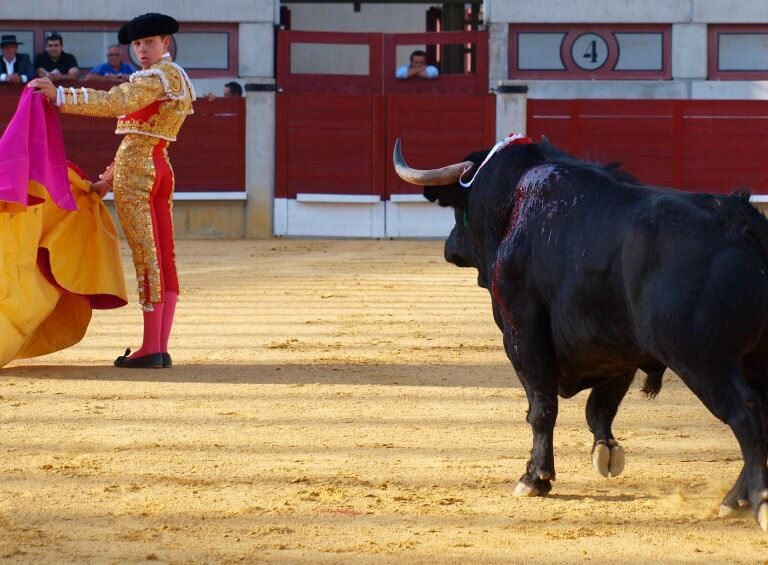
[{"xmin": 393, "ymin": 138, "xmax": 474, "ymax": 186}]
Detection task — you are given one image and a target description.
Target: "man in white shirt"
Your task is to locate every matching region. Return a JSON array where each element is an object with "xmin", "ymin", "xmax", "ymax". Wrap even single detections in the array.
[{"xmin": 0, "ymin": 35, "xmax": 34, "ymax": 84}]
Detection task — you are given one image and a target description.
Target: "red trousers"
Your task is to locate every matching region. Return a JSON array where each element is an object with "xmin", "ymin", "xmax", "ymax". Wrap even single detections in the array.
[{"xmin": 113, "ymin": 134, "xmax": 178, "ymax": 309}]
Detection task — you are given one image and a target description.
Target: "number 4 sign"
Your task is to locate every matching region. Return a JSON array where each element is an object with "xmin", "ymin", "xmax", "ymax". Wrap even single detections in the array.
[{"xmin": 571, "ymin": 33, "xmax": 610, "ymax": 70}]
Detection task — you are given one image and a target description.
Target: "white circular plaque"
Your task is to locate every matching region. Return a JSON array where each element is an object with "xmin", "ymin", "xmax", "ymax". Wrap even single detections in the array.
[{"xmin": 571, "ymin": 33, "xmax": 609, "ymax": 70}]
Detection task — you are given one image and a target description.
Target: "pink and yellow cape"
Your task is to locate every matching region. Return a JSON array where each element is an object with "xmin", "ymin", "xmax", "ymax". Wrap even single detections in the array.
[{"xmin": 0, "ymin": 89, "xmax": 128, "ymax": 367}]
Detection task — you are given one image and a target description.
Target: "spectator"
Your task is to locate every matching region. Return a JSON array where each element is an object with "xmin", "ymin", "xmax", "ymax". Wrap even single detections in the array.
[
  {"xmin": 205, "ymin": 80, "xmax": 243, "ymax": 101},
  {"xmin": 85, "ymin": 44, "xmax": 135, "ymax": 81},
  {"xmin": 224, "ymin": 81, "xmax": 242, "ymax": 96},
  {"xmin": 34, "ymin": 32, "xmax": 79, "ymax": 81},
  {"xmin": 0, "ymin": 35, "xmax": 34, "ymax": 84},
  {"xmin": 395, "ymin": 50, "xmax": 439, "ymax": 80}
]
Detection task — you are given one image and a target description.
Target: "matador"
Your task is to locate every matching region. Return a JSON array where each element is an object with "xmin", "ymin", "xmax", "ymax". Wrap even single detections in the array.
[{"xmin": 29, "ymin": 13, "xmax": 195, "ymax": 369}]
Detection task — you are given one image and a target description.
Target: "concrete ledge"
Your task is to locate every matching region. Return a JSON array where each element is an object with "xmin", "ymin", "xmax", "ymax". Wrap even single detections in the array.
[
  {"xmin": 505, "ymin": 79, "xmax": 689, "ymax": 100},
  {"xmin": 690, "ymin": 81, "xmax": 768, "ymax": 100},
  {"xmin": 274, "ymin": 198, "xmax": 385, "ymax": 237},
  {"xmin": 103, "ymin": 191, "xmax": 247, "ymax": 201},
  {"xmin": 296, "ymin": 193, "xmax": 382, "ymax": 204},
  {"xmin": 693, "ymin": 2, "xmax": 768, "ymax": 23},
  {"xmin": 385, "ymin": 200, "xmax": 454, "ymax": 238},
  {"xmin": 389, "ymin": 194, "xmax": 428, "ymax": 203}
]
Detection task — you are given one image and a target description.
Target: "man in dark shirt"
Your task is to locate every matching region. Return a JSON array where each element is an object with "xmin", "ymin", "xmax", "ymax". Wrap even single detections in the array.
[{"xmin": 34, "ymin": 32, "xmax": 79, "ymax": 80}]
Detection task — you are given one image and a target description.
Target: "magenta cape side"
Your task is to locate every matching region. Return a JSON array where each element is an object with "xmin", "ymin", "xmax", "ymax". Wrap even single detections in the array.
[{"xmin": 0, "ymin": 88, "xmax": 77, "ymax": 211}]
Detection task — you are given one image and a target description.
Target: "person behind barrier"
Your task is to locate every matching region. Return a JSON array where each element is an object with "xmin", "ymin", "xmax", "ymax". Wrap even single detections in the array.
[
  {"xmin": 395, "ymin": 50, "xmax": 439, "ymax": 80},
  {"xmin": 204, "ymin": 80, "xmax": 243, "ymax": 100},
  {"xmin": 34, "ymin": 32, "xmax": 79, "ymax": 81},
  {"xmin": 0, "ymin": 35, "xmax": 34, "ymax": 84},
  {"xmin": 85, "ymin": 44, "xmax": 135, "ymax": 82}
]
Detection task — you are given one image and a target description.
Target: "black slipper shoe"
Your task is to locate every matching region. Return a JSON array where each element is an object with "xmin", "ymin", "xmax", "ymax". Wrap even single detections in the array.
[
  {"xmin": 162, "ymin": 353, "xmax": 172, "ymax": 368},
  {"xmin": 114, "ymin": 348, "xmax": 164, "ymax": 369}
]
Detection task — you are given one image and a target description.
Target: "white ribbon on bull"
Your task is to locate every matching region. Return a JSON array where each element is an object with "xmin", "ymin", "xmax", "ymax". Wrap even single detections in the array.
[{"xmin": 459, "ymin": 132, "xmax": 533, "ymax": 188}]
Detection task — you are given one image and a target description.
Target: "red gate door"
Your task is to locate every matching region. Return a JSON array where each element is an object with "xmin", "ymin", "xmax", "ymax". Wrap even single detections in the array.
[{"xmin": 276, "ymin": 94, "xmax": 385, "ymax": 198}]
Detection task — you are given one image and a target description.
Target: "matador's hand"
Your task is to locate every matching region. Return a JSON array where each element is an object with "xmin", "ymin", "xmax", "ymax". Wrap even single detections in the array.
[
  {"xmin": 90, "ymin": 180, "xmax": 111, "ymax": 198},
  {"xmin": 27, "ymin": 77, "xmax": 57, "ymax": 103}
]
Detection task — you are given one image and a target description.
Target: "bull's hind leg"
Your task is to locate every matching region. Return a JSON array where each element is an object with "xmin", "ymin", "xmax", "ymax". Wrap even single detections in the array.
[
  {"xmin": 677, "ymin": 364, "xmax": 768, "ymax": 532},
  {"xmin": 586, "ymin": 373, "xmax": 634, "ymax": 478},
  {"xmin": 720, "ymin": 379, "xmax": 768, "ymax": 517}
]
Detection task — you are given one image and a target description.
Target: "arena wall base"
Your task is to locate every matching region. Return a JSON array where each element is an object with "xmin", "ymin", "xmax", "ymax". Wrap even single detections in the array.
[
  {"xmin": 385, "ymin": 197, "xmax": 455, "ymax": 238},
  {"xmin": 104, "ymin": 197, "xmax": 247, "ymax": 239},
  {"xmin": 169, "ymin": 201, "xmax": 247, "ymax": 239},
  {"xmin": 273, "ymin": 196, "xmax": 386, "ymax": 238},
  {"xmin": 273, "ymin": 196, "xmax": 455, "ymax": 238}
]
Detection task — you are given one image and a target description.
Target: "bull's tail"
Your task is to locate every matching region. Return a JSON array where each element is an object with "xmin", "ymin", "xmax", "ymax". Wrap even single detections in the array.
[{"xmin": 640, "ymin": 364, "xmax": 665, "ymax": 399}]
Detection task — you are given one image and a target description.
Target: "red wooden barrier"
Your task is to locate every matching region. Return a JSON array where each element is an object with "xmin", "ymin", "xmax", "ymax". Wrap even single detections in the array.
[
  {"xmin": 0, "ymin": 83, "xmax": 245, "ymax": 192},
  {"xmin": 385, "ymin": 94, "xmax": 495, "ymax": 196},
  {"xmin": 528, "ymin": 99, "xmax": 768, "ymax": 194},
  {"xmin": 276, "ymin": 30, "xmax": 494, "ymax": 199},
  {"xmin": 276, "ymin": 94, "xmax": 383, "ymax": 198}
]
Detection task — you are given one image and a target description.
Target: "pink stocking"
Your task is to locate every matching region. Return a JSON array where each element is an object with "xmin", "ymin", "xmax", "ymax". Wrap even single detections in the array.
[
  {"xmin": 130, "ymin": 303, "xmax": 164, "ymax": 358},
  {"xmin": 161, "ymin": 292, "xmax": 178, "ymax": 353}
]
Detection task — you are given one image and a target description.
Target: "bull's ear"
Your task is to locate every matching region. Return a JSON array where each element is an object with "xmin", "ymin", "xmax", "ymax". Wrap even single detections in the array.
[{"xmin": 423, "ymin": 185, "xmax": 468, "ymax": 208}]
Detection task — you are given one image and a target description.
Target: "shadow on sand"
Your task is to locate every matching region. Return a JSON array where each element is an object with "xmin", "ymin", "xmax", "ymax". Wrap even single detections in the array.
[{"xmin": 2, "ymin": 362, "xmax": 525, "ymax": 388}]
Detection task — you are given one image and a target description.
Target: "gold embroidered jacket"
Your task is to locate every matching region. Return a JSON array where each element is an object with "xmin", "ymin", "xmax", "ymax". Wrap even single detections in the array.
[{"xmin": 58, "ymin": 56, "xmax": 195, "ymax": 142}]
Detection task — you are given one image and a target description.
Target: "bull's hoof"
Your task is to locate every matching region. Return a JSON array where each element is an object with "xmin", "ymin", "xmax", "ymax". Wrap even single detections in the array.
[
  {"xmin": 718, "ymin": 498, "xmax": 749, "ymax": 518},
  {"xmin": 719, "ymin": 504, "xmax": 735, "ymax": 518},
  {"xmin": 758, "ymin": 502, "xmax": 768, "ymax": 533},
  {"xmin": 513, "ymin": 473, "xmax": 553, "ymax": 497},
  {"xmin": 592, "ymin": 440, "xmax": 625, "ymax": 478},
  {"xmin": 514, "ymin": 481, "xmax": 539, "ymax": 497}
]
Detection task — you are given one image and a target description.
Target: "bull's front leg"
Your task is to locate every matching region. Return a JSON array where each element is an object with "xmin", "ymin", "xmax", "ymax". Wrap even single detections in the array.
[
  {"xmin": 515, "ymin": 367, "xmax": 559, "ymax": 497},
  {"xmin": 498, "ymin": 304, "xmax": 560, "ymax": 497}
]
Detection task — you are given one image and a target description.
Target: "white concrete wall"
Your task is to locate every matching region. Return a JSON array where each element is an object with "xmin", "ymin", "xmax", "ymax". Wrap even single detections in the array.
[
  {"xmin": 0, "ymin": 0, "xmax": 276, "ymax": 23},
  {"xmin": 240, "ymin": 22, "xmax": 275, "ymax": 78},
  {"xmin": 692, "ymin": 1, "xmax": 768, "ymax": 22},
  {"xmin": 285, "ymin": 3, "xmax": 441, "ymax": 76},
  {"xmin": 487, "ymin": 0, "xmax": 693, "ymax": 24},
  {"xmin": 489, "ymin": 0, "xmax": 768, "ymax": 100},
  {"xmin": 672, "ymin": 23, "xmax": 707, "ymax": 79},
  {"xmin": 245, "ymin": 82, "xmax": 276, "ymax": 238},
  {"xmin": 287, "ymin": 3, "xmax": 438, "ymax": 33}
]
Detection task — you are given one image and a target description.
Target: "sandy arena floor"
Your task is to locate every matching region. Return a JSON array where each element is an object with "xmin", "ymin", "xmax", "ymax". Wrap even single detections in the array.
[{"xmin": 1, "ymin": 239, "xmax": 768, "ymax": 563}]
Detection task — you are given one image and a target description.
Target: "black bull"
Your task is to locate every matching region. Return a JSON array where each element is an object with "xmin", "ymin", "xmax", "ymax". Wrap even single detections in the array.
[{"xmin": 394, "ymin": 138, "xmax": 768, "ymax": 532}]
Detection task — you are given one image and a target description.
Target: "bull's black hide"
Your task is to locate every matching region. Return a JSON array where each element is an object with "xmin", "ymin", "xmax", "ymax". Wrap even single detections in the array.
[{"xmin": 395, "ymin": 139, "xmax": 768, "ymax": 531}]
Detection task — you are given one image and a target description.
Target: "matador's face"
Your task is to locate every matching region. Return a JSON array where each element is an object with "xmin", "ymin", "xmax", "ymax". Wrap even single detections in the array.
[{"xmin": 132, "ymin": 35, "xmax": 170, "ymax": 69}]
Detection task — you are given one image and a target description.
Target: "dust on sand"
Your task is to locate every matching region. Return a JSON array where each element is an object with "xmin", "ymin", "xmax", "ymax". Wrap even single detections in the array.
[{"xmin": 2, "ymin": 239, "xmax": 767, "ymax": 563}]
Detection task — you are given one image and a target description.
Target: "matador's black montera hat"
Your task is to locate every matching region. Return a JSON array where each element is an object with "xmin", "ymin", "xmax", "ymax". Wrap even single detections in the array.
[{"xmin": 118, "ymin": 13, "xmax": 179, "ymax": 45}]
